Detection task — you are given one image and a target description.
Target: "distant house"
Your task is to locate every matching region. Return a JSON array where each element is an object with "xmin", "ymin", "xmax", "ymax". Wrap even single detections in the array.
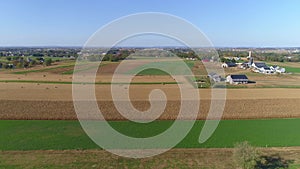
[
  {"xmin": 186, "ymin": 57, "xmax": 196, "ymax": 61},
  {"xmin": 252, "ymin": 62, "xmax": 274, "ymax": 74},
  {"xmin": 222, "ymin": 62, "xmax": 237, "ymax": 68},
  {"xmin": 270, "ymin": 65, "xmax": 286, "ymax": 74},
  {"xmin": 37, "ymin": 57, "xmax": 45, "ymax": 63},
  {"xmin": 5, "ymin": 63, "xmax": 15, "ymax": 69},
  {"xmin": 226, "ymin": 74, "xmax": 249, "ymax": 84},
  {"xmin": 262, "ymin": 67, "xmax": 273, "ymax": 74},
  {"xmin": 240, "ymin": 62, "xmax": 250, "ymax": 69}
]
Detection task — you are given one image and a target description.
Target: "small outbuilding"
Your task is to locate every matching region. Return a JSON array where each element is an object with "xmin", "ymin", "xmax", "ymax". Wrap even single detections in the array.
[{"xmin": 208, "ymin": 72, "xmax": 221, "ymax": 82}]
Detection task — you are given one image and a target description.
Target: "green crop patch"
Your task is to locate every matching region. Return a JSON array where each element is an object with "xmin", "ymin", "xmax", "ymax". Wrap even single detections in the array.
[
  {"xmin": 1, "ymin": 119, "xmax": 300, "ymax": 150},
  {"xmin": 285, "ymin": 66, "xmax": 300, "ymax": 73},
  {"xmin": 126, "ymin": 61, "xmax": 195, "ymax": 75}
]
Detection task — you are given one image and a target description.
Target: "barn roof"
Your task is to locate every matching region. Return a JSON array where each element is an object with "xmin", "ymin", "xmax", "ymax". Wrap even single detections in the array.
[
  {"xmin": 254, "ymin": 62, "xmax": 269, "ymax": 69},
  {"xmin": 230, "ymin": 74, "xmax": 249, "ymax": 81},
  {"xmin": 225, "ymin": 62, "xmax": 237, "ymax": 67}
]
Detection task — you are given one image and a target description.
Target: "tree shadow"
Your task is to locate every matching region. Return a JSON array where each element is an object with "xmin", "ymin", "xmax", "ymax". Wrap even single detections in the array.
[{"xmin": 255, "ymin": 154, "xmax": 294, "ymax": 169}]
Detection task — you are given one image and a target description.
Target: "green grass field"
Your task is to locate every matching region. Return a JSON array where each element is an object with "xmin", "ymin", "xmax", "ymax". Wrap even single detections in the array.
[
  {"xmin": 285, "ymin": 66, "xmax": 300, "ymax": 73},
  {"xmin": 137, "ymin": 68, "xmax": 170, "ymax": 75},
  {"xmin": 12, "ymin": 64, "xmax": 75, "ymax": 74},
  {"xmin": 1, "ymin": 118, "xmax": 300, "ymax": 150},
  {"xmin": 127, "ymin": 60, "xmax": 195, "ymax": 75}
]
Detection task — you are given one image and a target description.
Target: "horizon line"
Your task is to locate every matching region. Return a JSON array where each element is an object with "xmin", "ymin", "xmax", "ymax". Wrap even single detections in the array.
[{"xmin": 0, "ymin": 45, "xmax": 300, "ymax": 49}]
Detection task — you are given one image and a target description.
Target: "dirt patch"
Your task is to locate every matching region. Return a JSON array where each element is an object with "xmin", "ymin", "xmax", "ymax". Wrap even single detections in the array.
[{"xmin": 0, "ymin": 148, "xmax": 299, "ymax": 169}]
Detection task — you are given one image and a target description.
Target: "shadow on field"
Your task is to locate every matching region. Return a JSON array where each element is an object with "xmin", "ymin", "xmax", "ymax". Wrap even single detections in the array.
[{"xmin": 255, "ymin": 154, "xmax": 294, "ymax": 169}]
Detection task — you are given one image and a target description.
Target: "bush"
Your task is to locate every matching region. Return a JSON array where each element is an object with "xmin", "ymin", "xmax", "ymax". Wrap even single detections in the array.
[
  {"xmin": 233, "ymin": 141, "xmax": 259, "ymax": 169},
  {"xmin": 255, "ymin": 154, "xmax": 293, "ymax": 169},
  {"xmin": 44, "ymin": 58, "xmax": 52, "ymax": 66},
  {"xmin": 16, "ymin": 62, "xmax": 24, "ymax": 68}
]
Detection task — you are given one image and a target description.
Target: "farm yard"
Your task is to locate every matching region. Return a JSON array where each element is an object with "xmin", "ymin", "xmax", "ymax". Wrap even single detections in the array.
[{"xmin": 0, "ymin": 58, "xmax": 300, "ymax": 168}]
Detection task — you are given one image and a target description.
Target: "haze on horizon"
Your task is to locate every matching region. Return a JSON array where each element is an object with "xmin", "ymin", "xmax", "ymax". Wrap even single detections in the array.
[{"xmin": 0, "ymin": 0, "xmax": 300, "ymax": 47}]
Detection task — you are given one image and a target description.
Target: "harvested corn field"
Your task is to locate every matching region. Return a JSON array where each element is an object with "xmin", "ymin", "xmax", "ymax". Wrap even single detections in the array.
[{"xmin": 0, "ymin": 83, "xmax": 299, "ymax": 120}]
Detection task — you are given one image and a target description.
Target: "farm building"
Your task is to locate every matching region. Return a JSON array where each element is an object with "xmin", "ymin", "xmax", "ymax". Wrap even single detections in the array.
[
  {"xmin": 252, "ymin": 62, "xmax": 274, "ymax": 74},
  {"xmin": 226, "ymin": 74, "xmax": 249, "ymax": 84},
  {"xmin": 222, "ymin": 62, "xmax": 237, "ymax": 68},
  {"xmin": 261, "ymin": 67, "xmax": 273, "ymax": 74},
  {"xmin": 270, "ymin": 65, "xmax": 286, "ymax": 73},
  {"xmin": 208, "ymin": 72, "xmax": 221, "ymax": 82},
  {"xmin": 252, "ymin": 62, "xmax": 268, "ymax": 69}
]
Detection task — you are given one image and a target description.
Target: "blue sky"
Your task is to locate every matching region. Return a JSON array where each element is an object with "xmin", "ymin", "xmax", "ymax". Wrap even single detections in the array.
[{"xmin": 0, "ymin": 0, "xmax": 300, "ymax": 47}]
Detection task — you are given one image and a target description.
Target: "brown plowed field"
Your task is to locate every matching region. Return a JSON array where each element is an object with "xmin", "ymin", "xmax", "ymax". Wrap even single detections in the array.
[
  {"xmin": 0, "ymin": 99, "xmax": 299, "ymax": 120},
  {"xmin": 0, "ymin": 82, "xmax": 299, "ymax": 120}
]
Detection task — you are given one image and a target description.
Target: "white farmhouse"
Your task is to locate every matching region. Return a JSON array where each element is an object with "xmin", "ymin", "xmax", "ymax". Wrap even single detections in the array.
[
  {"xmin": 252, "ymin": 62, "xmax": 274, "ymax": 74},
  {"xmin": 270, "ymin": 65, "xmax": 286, "ymax": 74}
]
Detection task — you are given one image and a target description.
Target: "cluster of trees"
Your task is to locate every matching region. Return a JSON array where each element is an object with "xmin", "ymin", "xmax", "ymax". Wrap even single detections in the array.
[
  {"xmin": 0, "ymin": 56, "xmax": 53, "ymax": 69},
  {"xmin": 218, "ymin": 50, "xmax": 300, "ymax": 62},
  {"xmin": 170, "ymin": 49, "xmax": 198, "ymax": 59},
  {"xmin": 256, "ymin": 53, "xmax": 300, "ymax": 62},
  {"xmin": 85, "ymin": 48, "xmax": 205, "ymax": 62},
  {"xmin": 233, "ymin": 141, "xmax": 293, "ymax": 169},
  {"xmin": 218, "ymin": 50, "xmax": 250, "ymax": 58},
  {"xmin": 220, "ymin": 57, "xmax": 237, "ymax": 63},
  {"xmin": 85, "ymin": 48, "xmax": 300, "ymax": 63},
  {"xmin": 86, "ymin": 49, "xmax": 135, "ymax": 62}
]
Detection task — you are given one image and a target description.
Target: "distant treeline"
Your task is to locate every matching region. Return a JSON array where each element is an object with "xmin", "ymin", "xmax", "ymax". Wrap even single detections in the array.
[
  {"xmin": 218, "ymin": 50, "xmax": 300, "ymax": 62},
  {"xmin": 0, "ymin": 48, "xmax": 79, "ymax": 58},
  {"xmin": 84, "ymin": 48, "xmax": 219, "ymax": 62},
  {"xmin": 1, "ymin": 47, "xmax": 299, "ymax": 62}
]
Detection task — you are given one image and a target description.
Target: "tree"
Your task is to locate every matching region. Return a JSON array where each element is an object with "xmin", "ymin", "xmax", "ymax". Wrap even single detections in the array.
[
  {"xmin": 231, "ymin": 58, "xmax": 236, "ymax": 63},
  {"xmin": 29, "ymin": 59, "xmax": 37, "ymax": 67},
  {"xmin": 44, "ymin": 58, "xmax": 52, "ymax": 66},
  {"xmin": 255, "ymin": 154, "xmax": 293, "ymax": 169},
  {"xmin": 233, "ymin": 141, "xmax": 259, "ymax": 169},
  {"xmin": 16, "ymin": 62, "xmax": 24, "ymax": 68},
  {"xmin": 220, "ymin": 57, "xmax": 228, "ymax": 63}
]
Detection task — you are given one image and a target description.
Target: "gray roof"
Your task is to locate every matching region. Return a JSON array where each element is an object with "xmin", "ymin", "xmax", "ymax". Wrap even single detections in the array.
[
  {"xmin": 254, "ymin": 62, "xmax": 269, "ymax": 69},
  {"xmin": 225, "ymin": 62, "xmax": 237, "ymax": 67}
]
